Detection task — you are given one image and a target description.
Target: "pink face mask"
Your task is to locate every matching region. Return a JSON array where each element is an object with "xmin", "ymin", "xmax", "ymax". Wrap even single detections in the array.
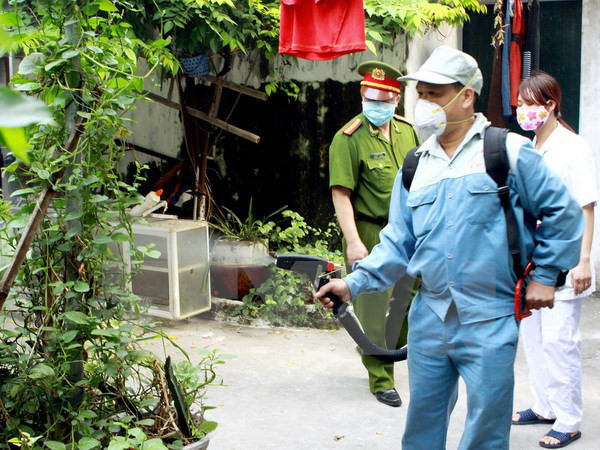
[{"xmin": 516, "ymin": 105, "xmax": 550, "ymax": 131}]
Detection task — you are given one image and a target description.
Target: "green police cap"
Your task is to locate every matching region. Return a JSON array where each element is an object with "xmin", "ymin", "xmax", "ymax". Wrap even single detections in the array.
[{"xmin": 358, "ymin": 61, "xmax": 403, "ymax": 100}]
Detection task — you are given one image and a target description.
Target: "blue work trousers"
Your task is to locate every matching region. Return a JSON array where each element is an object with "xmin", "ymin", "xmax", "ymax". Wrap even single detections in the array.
[{"xmin": 402, "ymin": 297, "xmax": 519, "ymax": 450}]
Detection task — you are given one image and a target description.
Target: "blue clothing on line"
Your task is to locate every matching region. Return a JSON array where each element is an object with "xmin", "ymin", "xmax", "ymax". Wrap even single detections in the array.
[{"xmin": 502, "ymin": 0, "xmax": 513, "ymax": 118}]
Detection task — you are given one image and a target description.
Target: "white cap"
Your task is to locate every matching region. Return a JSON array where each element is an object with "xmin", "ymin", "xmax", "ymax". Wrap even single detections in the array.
[{"xmin": 398, "ymin": 46, "xmax": 483, "ymax": 95}]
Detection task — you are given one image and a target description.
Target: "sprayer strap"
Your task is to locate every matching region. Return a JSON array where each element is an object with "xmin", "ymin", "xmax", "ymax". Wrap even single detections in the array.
[
  {"xmin": 401, "ymin": 147, "xmax": 421, "ymax": 192},
  {"xmin": 483, "ymin": 127, "xmax": 522, "ymax": 278}
]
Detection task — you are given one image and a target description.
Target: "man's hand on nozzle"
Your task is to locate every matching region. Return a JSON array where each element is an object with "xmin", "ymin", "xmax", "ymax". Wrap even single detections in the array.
[
  {"xmin": 525, "ymin": 280, "xmax": 555, "ymax": 310},
  {"xmin": 314, "ymin": 279, "xmax": 351, "ymax": 310}
]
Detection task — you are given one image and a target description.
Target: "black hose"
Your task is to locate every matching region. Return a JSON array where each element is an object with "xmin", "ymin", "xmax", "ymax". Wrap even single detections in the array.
[
  {"xmin": 319, "ymin": 279, "xmax": 408, "ymax": 363},
  {"xmin": 274, "ymin": 255, "xmax": 408, "ymax": 363},
  {"xmin": 336, "ymin": 303, "xmax": 408, "ymax": 362}
]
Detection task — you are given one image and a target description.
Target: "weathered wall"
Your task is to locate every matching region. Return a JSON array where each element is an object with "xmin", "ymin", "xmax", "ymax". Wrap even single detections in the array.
[
  {"xmin": 119, "ymin": 68, "xmax": 186, "ymax": 175},
  {"xmin": 127, "ymin": 40, "xmax": 412, "ymax": 226},
  {"xmin": 226, "ymin": 44, "xmax": 409, "ymax": 87},
  {"xmin": 123, "ymin": 29, "xmax": 460, "ymax": 228},
  {"xmin": 579, "ymin": 0, "xmax": 600, "ymax": 278},
  {"xmin": 196, "ymin": 30, "xmax": 460, "ymax": 226}
]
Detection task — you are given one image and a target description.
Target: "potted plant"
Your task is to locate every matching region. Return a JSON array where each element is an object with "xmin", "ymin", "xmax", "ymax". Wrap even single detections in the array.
[{"xmin": 209, "ymin": 199, "xmax": 285, "ymax": 300}]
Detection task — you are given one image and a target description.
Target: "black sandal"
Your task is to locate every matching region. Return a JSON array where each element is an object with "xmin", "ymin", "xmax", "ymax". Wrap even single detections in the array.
[{"xmin": 539, "ymin": 430, "xmax": 582, "ymax": 448}]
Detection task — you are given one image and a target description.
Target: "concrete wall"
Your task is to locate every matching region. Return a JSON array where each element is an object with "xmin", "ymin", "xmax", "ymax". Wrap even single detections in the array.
[
  {"xmin": 579, "ymin": 0, "xmax": 600, "ymax": 278},
  {"xmin": 119, "ymin": 41, "xmax": 411, "ymax": 185},
  {"xmin": 119, "ymin": 68, "xmax": 186, "ymax": 173},
  {"xmin": 123, "ymin": 27, "xmax": 463, "ymax": 152},
  {"xmin": 226, "ymin": 43, "xmax": 408, "ymax": 88}
]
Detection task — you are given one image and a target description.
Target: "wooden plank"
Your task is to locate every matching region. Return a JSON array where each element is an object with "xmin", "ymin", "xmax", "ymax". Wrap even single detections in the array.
[
  {"xmin": 198, "ymin": 75, "xmax": 268, "ymax": 101},
  {"xmin": 118, "ymin": 139, "xmax": 180, "ymax": 164},
  {"xmin": 0, "ymin": 185, "xmax": 58, "ymax": 309},
  {"xmin": 208, "ymin": 80, "xmax": 224, "ymax": 119},
  {"xmin": 145, "ymin": 91, "xmax": 260, "ymax": 144},
  {"xmin": 175, "ymin": 74, "xmax": 198, "ymax": 167}
]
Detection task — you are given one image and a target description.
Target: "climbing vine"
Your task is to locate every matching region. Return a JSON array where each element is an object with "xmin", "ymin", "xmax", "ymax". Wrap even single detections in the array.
[{"xmin": 0, "ymin": 0, "xmax": 220, "ymax": 447}]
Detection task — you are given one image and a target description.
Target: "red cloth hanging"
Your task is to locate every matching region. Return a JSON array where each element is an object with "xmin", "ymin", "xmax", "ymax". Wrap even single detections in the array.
[
  {"xmin": 510, "ymin": 0, "xmax": 525, "ymax": 107},
  {"xmin": 279, "ymin": 0, "xmax": 366, "ymax": 61}
]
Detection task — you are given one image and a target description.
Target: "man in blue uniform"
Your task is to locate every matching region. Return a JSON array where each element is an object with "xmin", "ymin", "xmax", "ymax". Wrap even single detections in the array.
[{"xmin": 316, "ymin": 46, "xmax": 583, "ymax": 449}]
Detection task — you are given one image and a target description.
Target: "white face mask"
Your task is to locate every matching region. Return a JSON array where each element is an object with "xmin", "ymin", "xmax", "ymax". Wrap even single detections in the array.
[
  {"xmin": 414, "ymin": 74, "xmax": 477, "ymax": 137},
  {"xmin": 414, "ymin": 99, "xmax": 448, "ymax": 136}
]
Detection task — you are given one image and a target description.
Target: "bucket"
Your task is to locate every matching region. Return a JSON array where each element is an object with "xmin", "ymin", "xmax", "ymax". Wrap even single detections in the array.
[{"xmin": 181, "ymin": 54, "xmax": 209, "ymax": 77}]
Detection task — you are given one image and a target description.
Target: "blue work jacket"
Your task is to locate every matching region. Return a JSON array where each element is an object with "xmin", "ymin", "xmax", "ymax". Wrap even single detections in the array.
[{"xmin": 344, "ymin": 114, "xmax": 584, "ymax": 324}]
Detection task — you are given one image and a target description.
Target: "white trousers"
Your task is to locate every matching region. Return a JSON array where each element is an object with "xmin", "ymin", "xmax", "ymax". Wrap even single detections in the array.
[{"xmin": 520, "ymin": 298, "xmax": 584, "ymax": 433}]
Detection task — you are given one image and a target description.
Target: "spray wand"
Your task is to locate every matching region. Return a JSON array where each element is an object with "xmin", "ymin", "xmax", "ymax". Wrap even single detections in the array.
[{"xmin": 275, "ymin": 254, "xmax": 407, "ymax": 363}]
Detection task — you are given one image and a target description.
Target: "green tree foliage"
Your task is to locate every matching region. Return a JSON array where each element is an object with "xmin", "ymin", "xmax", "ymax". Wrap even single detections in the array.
[
  {"xmin": 135, "ymin": 0, "xmax": 486, "ymax": 59},
  {"xmin": 365, "ymin": 0, "xmax": 487, "ymax": 51}
]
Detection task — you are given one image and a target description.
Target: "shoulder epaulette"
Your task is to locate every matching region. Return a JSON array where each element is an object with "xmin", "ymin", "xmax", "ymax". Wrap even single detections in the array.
[
  {"xmin": 342, "ymin": 118, "xmax": 363, "ymax": 136},
  {"xmin": 394, "ymin": 114, "xmax": 413, "ymax": 126}
]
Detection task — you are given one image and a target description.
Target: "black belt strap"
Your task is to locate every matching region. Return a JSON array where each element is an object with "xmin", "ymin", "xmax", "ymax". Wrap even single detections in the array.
[{"xmin": 355, "ymin": 213, "xmax": 387, "ymax": 227}]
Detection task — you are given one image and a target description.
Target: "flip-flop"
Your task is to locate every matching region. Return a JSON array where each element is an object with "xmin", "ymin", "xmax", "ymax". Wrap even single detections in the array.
[
  {"xmin": 539, "ymin": 430, "xmax": 582, "ymax": 448},
  {"xmin": 512, "ymin": 408, "xmax": 556, "ymax": 425}
]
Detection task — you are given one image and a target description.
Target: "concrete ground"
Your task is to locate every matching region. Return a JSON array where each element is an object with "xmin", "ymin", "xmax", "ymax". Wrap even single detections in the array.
[{"xmin": 149, "ymin": 297, "xmax": 600, "ymax": 449}]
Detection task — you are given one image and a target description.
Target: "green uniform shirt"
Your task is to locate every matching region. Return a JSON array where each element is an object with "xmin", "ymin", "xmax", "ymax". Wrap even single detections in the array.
[{"xmin": 329, "ymin": 113, "xmax": 419, "ymax": 220}]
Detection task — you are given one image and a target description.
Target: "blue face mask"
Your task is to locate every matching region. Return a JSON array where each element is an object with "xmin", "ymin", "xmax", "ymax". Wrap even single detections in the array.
[{"xmin": 362, "ymin": 101, "xmax": 396, "ymax": 127}]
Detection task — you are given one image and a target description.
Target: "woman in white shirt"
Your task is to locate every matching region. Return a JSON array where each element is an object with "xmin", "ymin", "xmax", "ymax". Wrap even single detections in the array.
[{"xmin": 512, "ymin": 72, "xmax": 596, "ymax": 449}]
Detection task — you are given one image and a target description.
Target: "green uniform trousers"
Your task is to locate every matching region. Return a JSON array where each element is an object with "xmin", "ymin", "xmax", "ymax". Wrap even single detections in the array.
[{"xmin": 343, "ymin": 219, "xmax": 414, "ymax": 393}]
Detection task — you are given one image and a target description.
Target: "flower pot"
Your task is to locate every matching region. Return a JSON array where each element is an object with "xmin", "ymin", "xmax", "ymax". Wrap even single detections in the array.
[
  {"xmin": 182, "ymin": 430, "xmax": 216, "ymax": 450},
  {"xmin": 210, "ymin": 239, "xmax": 271, "ymax": 300}
]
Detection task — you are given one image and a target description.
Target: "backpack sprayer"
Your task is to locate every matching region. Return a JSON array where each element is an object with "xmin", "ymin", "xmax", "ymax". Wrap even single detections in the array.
[
  {"xmin": 274, "ymin": 254, "xmax": 407, "ymax": 362},
  {"xmin": 404, "ymin": 127, "xmax": 570, "ymax": 323}
]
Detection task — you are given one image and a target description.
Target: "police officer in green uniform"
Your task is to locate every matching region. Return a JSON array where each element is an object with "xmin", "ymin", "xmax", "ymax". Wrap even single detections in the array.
[{"xmin": 329, "ymin": 61, "xmax": 418, "ymax": 407}]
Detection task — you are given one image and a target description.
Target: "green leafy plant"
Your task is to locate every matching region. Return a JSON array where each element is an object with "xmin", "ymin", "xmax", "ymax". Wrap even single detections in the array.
[
  {"xmin": 165, "ymin": 356, "xmax": 193, "ymax": 438},
  {"xmin": 237, "ymin": 210, "xmax": 343, "ymax": 328},
  {"xmin": 210, "ymin": 198, "xmax": 286, "ymax": 243},
  {"xmin": 260, "ymin": 210, "xmax": 344, "ymax": 265},
  {"xmin": 0, "ymin": 3, "xmax": 52, "ymax": 164},
  {"xmin": 0, "ymin": 87, "xmax": 52, "ymax": 163},
  {"xmin": 364, "ymin": 0, "xmax": 488, "ymax": 53},
  {"xmin": 238, "ymin": 267, "xmax": 338, "ymax": 329}
]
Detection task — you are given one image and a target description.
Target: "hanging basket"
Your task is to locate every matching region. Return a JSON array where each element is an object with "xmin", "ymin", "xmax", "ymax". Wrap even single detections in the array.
[{"xmin": 181, "ymin": 54, "xmax": 210, "ymax": 77}]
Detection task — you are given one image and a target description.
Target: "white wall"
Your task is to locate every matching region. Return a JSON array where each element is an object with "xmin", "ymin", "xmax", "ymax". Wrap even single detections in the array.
[
  {"xmin": 119, "ymin": 67, "xmax": 186, "ymax": 173},
  {"xmin": 579, "ymin": 0, "xmax": 600, "ymax": 279},
  {"xmin": 121, "ymin": 42, "xmax": 414, "ymax": 172},
  {"xmin": 121, "ymin": 42, "xmax": 414, "ymax": 170},
  {"xmin": 226, "ymin": 43, "xmax": 409, "ymax": 88},
  {"xmin": 122, "ymin": 26, "xmax": 461, "ymax": 167}
]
